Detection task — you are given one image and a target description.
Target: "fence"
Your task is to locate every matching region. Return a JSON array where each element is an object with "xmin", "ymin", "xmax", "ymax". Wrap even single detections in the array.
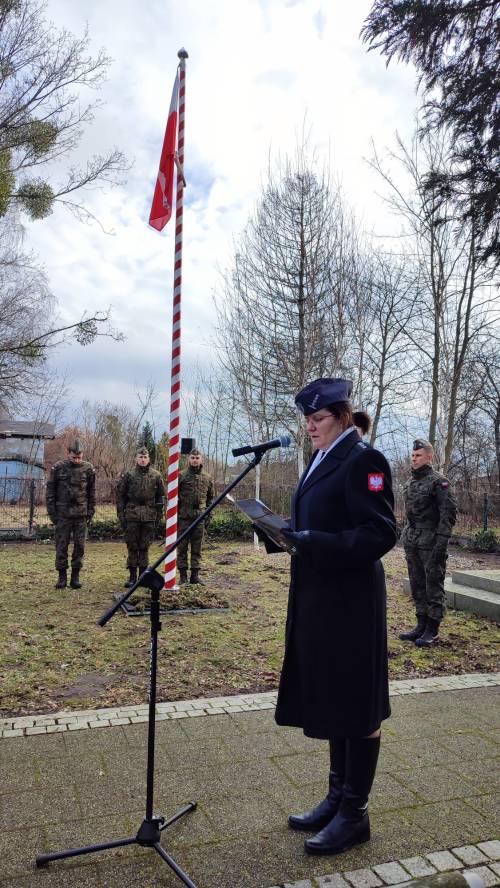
[
  {"xmin": 1, "ymin": 473, "xmax": 499, "ymax": 539},
  {"xmin": 0, "ymin": 476, "xmax": 117, "ymax": 537}
]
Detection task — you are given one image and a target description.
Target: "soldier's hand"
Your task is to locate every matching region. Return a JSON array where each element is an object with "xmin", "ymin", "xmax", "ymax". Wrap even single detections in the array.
[
  {"xmin": 281, "ymin": 529, "xmax": 311, "ymax": 554},
  {"xmin": 432, "ymin": 536, "xmax": 449, "ymax": 557}
]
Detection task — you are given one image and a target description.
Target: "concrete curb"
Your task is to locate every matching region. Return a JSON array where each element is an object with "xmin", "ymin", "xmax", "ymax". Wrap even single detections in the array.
[
  {"xmin": 1, "ymin": 672, "xmax": 499, "ymax": 739},
  {"xmin": 269, "ymin": 841, "xmax": 500, "ymax": 888}
]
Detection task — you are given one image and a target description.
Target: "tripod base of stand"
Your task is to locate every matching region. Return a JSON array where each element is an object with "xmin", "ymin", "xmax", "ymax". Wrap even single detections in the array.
[{"xmin": 36, "ymin": 801, "xmax": 198, "ymax": 888}]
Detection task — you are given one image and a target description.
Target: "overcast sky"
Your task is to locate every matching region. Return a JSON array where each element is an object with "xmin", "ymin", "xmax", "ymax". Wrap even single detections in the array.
[{"xmin": 25, "ymin": 0, "xmax": 419, "ymax": 435}]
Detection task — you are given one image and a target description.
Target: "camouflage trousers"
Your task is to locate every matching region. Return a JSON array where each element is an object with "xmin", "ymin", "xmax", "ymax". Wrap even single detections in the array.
[
  {"xmin": 124, "ymin": 521, "xmax": 156, "ymax": 571},
  {"xmin": 55, "ymin": 518, "xmax": 87, "ymax": 571},
  {"xmin": 404, "ymin": 545, "xmax": 448, "ymax": 621},
  {"xmin": 177, "ymin": 519, "xmax": 205, "ymax": 571}
]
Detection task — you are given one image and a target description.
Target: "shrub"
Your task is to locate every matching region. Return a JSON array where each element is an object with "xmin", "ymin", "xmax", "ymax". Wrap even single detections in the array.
[
  {"xmin": 35, "ymin": 519, "xmax": 123, "ymax": 541},
  {"xmin": 88, "ymin": 518, "xmax": 123, "ymax": 540},
  {"xmin": 35, "ymin": 524, "xmax": 55, "ymax": 540},
  {"xmin": 34, "ymin": 510, "xmax": 253, "ymax": 542},
  {"xmin": 207, "ymin": 510, "xmax": 252, "ymax": 539},
  {"xmin": 471, "ymin": 529, "xmax": 498, "ymax": 552}
]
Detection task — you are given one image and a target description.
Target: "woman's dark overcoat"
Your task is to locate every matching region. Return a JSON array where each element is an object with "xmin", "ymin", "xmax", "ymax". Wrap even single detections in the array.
[{"xmin": 275, "ymin": 430, "xmax": 397, "ymax": 739}]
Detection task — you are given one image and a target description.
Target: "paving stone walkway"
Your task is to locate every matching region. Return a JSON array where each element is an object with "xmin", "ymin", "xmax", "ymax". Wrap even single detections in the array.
[{"xmin": 0, "ymin": 676, "xmax": 498, "ymax": 888}]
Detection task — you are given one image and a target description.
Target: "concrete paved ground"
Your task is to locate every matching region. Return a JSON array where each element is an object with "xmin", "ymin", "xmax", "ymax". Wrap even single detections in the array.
[{"xmin": 0, "ymin": 684, "xmax": 499, "ymax": 888}]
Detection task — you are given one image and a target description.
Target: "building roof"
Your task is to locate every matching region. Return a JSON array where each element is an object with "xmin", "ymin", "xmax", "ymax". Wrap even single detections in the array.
[{"xmin": 0, "ymin": 420, "xmax": 55, "ymax": 439}]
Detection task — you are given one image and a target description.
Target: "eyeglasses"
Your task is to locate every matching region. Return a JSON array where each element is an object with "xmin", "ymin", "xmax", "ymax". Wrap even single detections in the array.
[{"xmin": 303, "ymin": 413, "xmax": 333, "ymax": 428}]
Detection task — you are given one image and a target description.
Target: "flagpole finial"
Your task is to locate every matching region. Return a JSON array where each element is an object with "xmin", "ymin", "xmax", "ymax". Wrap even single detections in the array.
[{"xmin": 178, "ymin": 48, "xmax": 188, "ymax": 59}]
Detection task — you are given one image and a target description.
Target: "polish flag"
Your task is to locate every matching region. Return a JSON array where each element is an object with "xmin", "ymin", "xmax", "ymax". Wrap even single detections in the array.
[{"xmin": 148, "ymin": 72, "xmax": 179, "ymax": 231}]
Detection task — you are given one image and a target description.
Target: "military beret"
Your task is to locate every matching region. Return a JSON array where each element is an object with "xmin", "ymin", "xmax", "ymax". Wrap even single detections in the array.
[
  {"xmin": 295, "ymin": 378, "xmax": 353, "ymax": 416},
  {"xmin": 189, "ymin": 448, "xmax": 201, "ymax": 456},
  {"xmin": 68, "ymin": 438, "xmax": 83, "ymax": 454},
  {"xmin": 136, "ymin": 446, "xmax": 149, "ymax": 456},
  {"xmin": 412, "ymin": 438, "xmax": 433, "ymax": 452}
]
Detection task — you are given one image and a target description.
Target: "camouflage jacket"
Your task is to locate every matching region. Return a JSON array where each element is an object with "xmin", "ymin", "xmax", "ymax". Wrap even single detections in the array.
[
  {"xmin": 178, "ymin": 466, "xmax": 214, "ymax": 521},
  {"xmin": 116, "ymin": 466, "xmax": 165, "ymax": 525},
  {"xmin": 401, "ymin": 464, "xmax": 457, "ymax": 548},
  {"xmin": 46, "ymin": 459, "xmax": 96, "ymax": 522}
]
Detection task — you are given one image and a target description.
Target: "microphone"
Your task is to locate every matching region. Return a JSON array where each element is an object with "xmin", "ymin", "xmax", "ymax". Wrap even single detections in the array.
[{"xmin": 232, "ymin": 435, "xmax": 291, "ymax": 457}]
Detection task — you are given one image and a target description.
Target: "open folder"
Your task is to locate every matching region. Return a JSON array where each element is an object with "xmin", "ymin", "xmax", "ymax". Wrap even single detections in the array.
[{"xmin": 226, "ymin": 495, "xmax": 293, "ymax": 553}]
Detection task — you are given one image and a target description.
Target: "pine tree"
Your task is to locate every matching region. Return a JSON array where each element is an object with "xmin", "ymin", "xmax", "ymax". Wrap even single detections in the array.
[
  {"xmin": 362, "ymin": 1, "xmax": 500, "ymax": 265},
  {"xmin": 139, "ymin": 422, "xmax": 156, "ymax": 464}
]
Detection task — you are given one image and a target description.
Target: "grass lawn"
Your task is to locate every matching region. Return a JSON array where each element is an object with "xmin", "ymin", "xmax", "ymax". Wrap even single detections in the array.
[{"xmin": 0, "ymin": 539, "xmax": 499, "ymax": 717}]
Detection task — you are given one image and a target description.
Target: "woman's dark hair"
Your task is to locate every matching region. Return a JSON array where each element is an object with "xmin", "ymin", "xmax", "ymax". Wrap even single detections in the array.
[
  {"xmin": 325, "ymin": 401, "xmax": 354, "ymax": 431},
  {"xmin": 353, "ymin": 410, "xmax": 372, "ymax": 436},
  {"xmin": 325, "ymin": 403, "xmax": 372, "ymax": 435}
]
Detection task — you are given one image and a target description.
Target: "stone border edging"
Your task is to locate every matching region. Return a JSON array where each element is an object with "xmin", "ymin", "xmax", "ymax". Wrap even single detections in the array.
[
  {"xmin": 269, "ymin": 841, "xmax": 500, "ymax": 888},
  {"xmin": 1, "ymin": 672, "xmax": 499, "ymax": 739}
]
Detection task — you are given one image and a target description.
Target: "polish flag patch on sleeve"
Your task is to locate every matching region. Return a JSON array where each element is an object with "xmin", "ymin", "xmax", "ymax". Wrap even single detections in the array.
[{"xmin": 368, "ymin": 473, "xmax": 384, "ymax": 491}]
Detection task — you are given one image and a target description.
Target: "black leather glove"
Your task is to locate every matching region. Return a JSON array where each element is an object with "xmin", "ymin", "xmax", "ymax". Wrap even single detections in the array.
[
  {"xmin": 280, "ymin": 529, "xmax": 312, "ymax": 554},
  {"xmin": 251, "ymin": 524, "xmax": 284, "ymax": 554}
]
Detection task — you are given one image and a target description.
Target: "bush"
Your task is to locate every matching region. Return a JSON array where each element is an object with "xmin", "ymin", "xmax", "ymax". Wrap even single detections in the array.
[
  {"xmin": 471, "ymin": 529, "xmax": 498, "ymax": 552},
  {"xmin": 207, "ymin": 509, "xmax": 252, "ymax": 539},
  {"xmin": 34, "ymin": 510, "xmax": 253, "ymax": 542},
  {"xmin": 35, "ymin": 519, "xmax": 123, "ymax": 541},
  {"xmin": 35, "ymin": 524, "xmax": 55, "ymax": 540},
  {"xmin": 88, "ymin": 518, "xmax": 123, "ymax": 540}
]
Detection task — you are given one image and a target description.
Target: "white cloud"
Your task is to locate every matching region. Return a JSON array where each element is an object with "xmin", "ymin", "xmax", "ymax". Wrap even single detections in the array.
[{"xmin": 23, "ymin": 0, "xmax": 418, "ymax": 432}]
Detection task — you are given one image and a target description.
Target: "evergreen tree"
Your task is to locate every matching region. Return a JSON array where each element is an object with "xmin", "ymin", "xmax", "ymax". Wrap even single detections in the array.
[
  {"xmin": 139, "ymin": 421, "xmax": 156, "ymax": 464},
  {"xmin": 362, "ymin": 1, "xmax": 500, "ymax": 265},
  {"xmin": 155, "ymin": 431, "xmax": 169, "ymax": 479}
]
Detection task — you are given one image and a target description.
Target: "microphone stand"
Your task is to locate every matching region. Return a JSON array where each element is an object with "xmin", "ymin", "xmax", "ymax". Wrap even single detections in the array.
[{"xmin": 36, "ymin": 451, "xmax": 266, "ymax": 887}]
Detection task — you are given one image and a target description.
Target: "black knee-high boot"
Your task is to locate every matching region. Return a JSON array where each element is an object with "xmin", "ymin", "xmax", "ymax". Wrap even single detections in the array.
[
  {"xmin": 288, "ymin": 737, "xmax": 346, "ymax": 832},
  {"xmin": 305, "ymin": 735, "xmax": 380, "ymax": 855}
]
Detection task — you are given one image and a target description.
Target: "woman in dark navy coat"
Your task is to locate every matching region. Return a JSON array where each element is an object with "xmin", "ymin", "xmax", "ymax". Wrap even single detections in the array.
[{"xmin": 277, "ymin": 378, "xmax": 397, "ymax": 856}]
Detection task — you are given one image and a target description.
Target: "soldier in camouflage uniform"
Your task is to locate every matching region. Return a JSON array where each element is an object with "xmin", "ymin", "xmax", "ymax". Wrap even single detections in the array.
[
  {"xmin": 46, "ymin": 439, "xmax": 95, "ymax": 589},
  {"xmin": 177, "ymin": 449, "xmax": 214, "ymax": 585},
  {"xmin": 116, "ymin": 446, "xmax": 166, "ymax": 587},
  {"xmin": 400, "ymin": 439, "xmax": 457, "ymax": 647}
]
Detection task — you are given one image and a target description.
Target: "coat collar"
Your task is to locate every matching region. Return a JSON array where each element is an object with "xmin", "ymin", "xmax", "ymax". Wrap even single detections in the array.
[{"xmin": 297, "ymin": 429, "xmax": 363, "ymax": 497}]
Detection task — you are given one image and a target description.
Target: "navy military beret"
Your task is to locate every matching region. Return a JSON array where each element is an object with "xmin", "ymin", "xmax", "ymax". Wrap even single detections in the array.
[
  {"xmin": 412, "ymin": 438, "xmax": 432, "ymax": 451},
  {"xmin": 295, "ymin": 378, "xmax": 353, "ymax": 415}
]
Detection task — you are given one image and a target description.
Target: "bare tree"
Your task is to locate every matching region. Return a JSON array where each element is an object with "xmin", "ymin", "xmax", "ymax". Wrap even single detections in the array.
[
  {"xmin": 182, "ymin": 363, "xmax": 239, "ymax": 484},
  {"xmin": 215, "ymin": 147, "xmax": 361, "ymax": 475},
  {"xmin": 350, "ymin": 249, "xmax": 421, "ymax": 445},
  {"xmin": 0, "ymin": 218, "xmax": 122, "ymax": 410},
  {"xmin": 457, "ymin": 341, "xmax": 500, "ymax": 484},
  {"xmin": 0, "ymin": 0, "xmax": 127, "ymax": 224},
  {"xmin": 369, "ymin": 131, "xmax": 499, "ymax": 471}
]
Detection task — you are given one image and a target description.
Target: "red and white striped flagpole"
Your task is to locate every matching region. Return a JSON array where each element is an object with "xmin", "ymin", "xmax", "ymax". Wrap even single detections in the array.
[{"xmin": 164, "ymin": 48, "xmax": 188, "ymax": 589}]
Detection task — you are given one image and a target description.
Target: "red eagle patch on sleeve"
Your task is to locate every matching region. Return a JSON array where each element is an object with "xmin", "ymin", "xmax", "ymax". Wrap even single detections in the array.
[{"xmin": 368, "ymin": 473, "xmax": 384, "ymax": 491}]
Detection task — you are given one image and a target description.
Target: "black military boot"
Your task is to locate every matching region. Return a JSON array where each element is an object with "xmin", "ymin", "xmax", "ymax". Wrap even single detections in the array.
[
  {"xmin": 179, "ymin": 569, "xmax": 188, "ymax": 585},
  {"xmin": 399, "ymin": 614, "xmax": 427, "ymax": 642},
  {"xmin": 190, "ymin": 569, "xmax": 203, "ymax": 585},
  {"xmin": 305, "ymin": 736, "xmax": 380, "ymax": 856},
  {"xmin": 124, "ymin": 567, "xmax": 137, "ymax": 588},
  {"xmin": 55, "ymin": 570, "xmax": 67, "ymax": 589},
  {"xmin": 70, "ymin": 569, "xmax": 82, "ymax": 589},
  {"xmin": 289, "ymin": 737, "xmax": 345, "ymax": 831},
  {"xmin": 415, "ymin": 617, "xmax": 440, "ymax": 647}
]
